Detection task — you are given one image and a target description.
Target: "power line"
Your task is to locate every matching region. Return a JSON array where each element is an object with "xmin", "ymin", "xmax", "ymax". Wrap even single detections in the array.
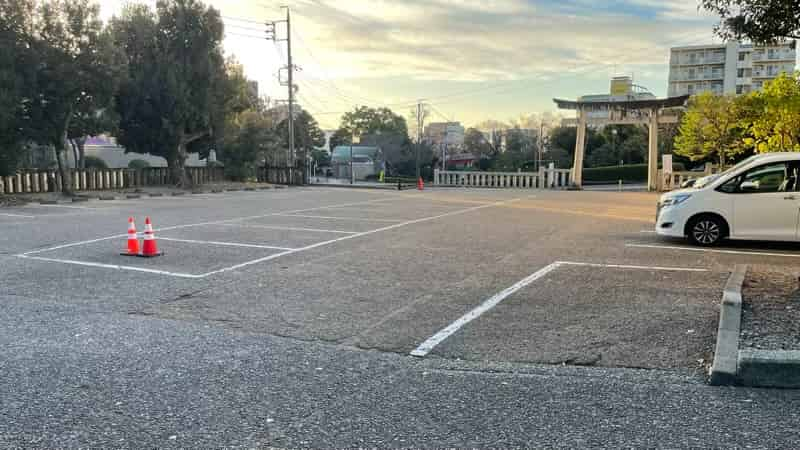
[{"xmin": 221, "ymin": 15, "xmax": 267, "ymax": 26}]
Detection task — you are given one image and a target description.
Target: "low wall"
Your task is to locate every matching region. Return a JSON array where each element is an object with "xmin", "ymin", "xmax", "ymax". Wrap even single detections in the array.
[
  {"xmin": 0, "ymin": 167, "xmax": 225, "ymax": 194},
  {"xmin": 434, "ymin": 168, "xmax": 571, "ymax": 189}
]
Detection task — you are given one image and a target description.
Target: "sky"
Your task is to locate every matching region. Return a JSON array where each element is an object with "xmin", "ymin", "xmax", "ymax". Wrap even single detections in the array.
[{"xmin": 97, "ymin": 0, "xmax": 722, "ymax": 130}]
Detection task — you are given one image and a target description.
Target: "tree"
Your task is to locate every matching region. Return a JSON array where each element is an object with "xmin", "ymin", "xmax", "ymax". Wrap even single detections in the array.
[
  {"xmin": 494, "ymin": 127, "xmax": 536, "ymax": 171},
  {"xmin": 674, "ymin": 92, "xmax": 748, "ymax": 166},
  {"xmin": 548, "ymin": 125, "xmax": 606, "ymax": 167},
  {"xmin": 112, "ymin": 0, "xmax": 226, "ymax": 186},
  {"xmin": 68, "ymin": 107, "xmax": 118, "ymax": 169},
  {"xmin": 743, "ymin": 72, "xmax": 800, "ymax": 152},
  {"xmin": 194, "ymin": 58, "xmax": 262, "ymax": 170},
  {"xmin": 463, "ymin": 127, "xmax": 497, "ymax": 160},
  {"xmin": 0, "ymin": 0, "xmax": 36, "ymax": 176},
  {"xmin": 277, "ymin": 110, "xmax": 325, "ymax": 167},
  {"xmin": 330, "ymin": 106, "xmax": 409, "ymax": 150},
  {"xmin": 701, "ymin": 0, "xmax": 800, "ymax": 42},
  {"xmin": 222, "ymin": 109, "xmax": 275, "ymax": 181},
  {"xmin": 26, "ymin": 0, "xmax": 119, "ymax": 194}
]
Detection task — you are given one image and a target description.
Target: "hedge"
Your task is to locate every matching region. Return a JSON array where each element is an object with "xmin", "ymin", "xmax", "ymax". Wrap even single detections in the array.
[{"xmin": 582, "ymin": 164, "xmax": 646, "ymax": 183}]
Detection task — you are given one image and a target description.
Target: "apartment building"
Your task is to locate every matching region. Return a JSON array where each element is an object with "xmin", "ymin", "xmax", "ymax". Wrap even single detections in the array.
[
  {"xmin": 668, "ymin": 41, "xmax": 796, "ymax": 97},
  {"xmin": 423, "ymin": 122, "xmax": 465, "ymax": 147}
]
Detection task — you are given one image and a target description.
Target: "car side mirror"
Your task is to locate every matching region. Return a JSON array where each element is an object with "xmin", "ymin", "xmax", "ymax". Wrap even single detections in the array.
[{"xmin": 740, "ymin": 180, "xmax": 759, "ymax": 192}]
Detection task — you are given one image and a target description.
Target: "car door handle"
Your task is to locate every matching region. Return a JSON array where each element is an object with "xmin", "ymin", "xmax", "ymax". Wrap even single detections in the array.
[{"xmin": 785, "ymin": 195, "xmax": 798, "ymax": 200}]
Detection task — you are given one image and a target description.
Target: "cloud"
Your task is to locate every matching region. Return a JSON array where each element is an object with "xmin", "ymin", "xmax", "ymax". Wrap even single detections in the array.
[{"xmin": 290, "ymin": 0, "xmax": 716, "ymax": 83}]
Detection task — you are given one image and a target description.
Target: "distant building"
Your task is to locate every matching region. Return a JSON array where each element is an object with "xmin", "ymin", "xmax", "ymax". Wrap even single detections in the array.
[
  {"xmin": 423, "ymin": 122, "xmax": 465, "ymax": 147},
  {"xmin": 83, "ymin": 135, "xmax": 206, "ymax": 168},
  {"xmin": 445, "ymin": 153, "xmax": 479, "ymax": 169},
  {"xmin": 668, "ymin": 41, "xmax": 796, "ymax": 97},
  {"xmin": 330, "ymin": 145, "xmax": 384, "ymax": 180},
  {"xmin": 561, "ymin": 76, "xmax": 657, "ymax": 127}
]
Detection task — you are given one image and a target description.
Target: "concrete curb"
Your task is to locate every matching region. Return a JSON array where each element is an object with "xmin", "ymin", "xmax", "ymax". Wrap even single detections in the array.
[
  {"xmin": 738, "ymin": 350, "xmax": 800, "ymax": 388},
  {"xmin": 709, "ymin": 264, "xmax": 747, "ymax": 386}
]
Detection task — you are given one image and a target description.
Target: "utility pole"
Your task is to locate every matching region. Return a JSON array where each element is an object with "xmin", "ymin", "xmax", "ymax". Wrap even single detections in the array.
[
  {"xmin": 268, "ymin": 7, "xmax": 297, "ymax": 183},
  {"xmin": 416, "ymin": 100, "xmax": 424, "ymax": 181},
  {"xmin": 538, "ymin": 121, "xmax": 544, "ymax": 172}
]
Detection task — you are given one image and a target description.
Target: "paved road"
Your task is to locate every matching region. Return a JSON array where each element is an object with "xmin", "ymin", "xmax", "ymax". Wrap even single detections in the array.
[{"xmin": 3, "ymin": 187, "xmax": 800, "ymax": 448}]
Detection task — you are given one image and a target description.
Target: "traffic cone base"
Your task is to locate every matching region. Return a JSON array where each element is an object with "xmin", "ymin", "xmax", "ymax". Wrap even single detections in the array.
[{"xmin": 136, "ymin": 251, "xmax": 163, "ymax": 258}]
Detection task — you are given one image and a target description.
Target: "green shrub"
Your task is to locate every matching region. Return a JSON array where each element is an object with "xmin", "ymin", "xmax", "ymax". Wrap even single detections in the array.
[
  {"xmin": 127, "ymin": 159, "xmax": 151, "ymax": 170},
  {"xmin": 583, "ymin": 164, "xmax": 648, "ymax": 182},
  {"xmin": 84, "ymin": 155, "xmax": 108, "ymax": 169}
]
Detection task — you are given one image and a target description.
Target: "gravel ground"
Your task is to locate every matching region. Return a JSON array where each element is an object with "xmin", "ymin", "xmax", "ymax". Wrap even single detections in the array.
[{"xmin": 741, "ymin": 266, "xmax": 800, "ymax": 350}]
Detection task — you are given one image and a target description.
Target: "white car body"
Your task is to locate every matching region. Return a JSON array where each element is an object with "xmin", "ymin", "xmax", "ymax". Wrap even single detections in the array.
[{"xmin": 656, "ymin": 153, "xmax": 800, "ymax": 244}]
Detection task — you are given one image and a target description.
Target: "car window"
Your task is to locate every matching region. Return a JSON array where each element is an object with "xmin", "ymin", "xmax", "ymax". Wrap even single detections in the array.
[{"xmin": 735, "ymin": 162, "xmax": 790, "ymax": 193}]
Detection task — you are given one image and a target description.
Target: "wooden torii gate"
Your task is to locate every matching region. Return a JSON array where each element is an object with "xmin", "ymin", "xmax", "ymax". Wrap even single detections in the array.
[{"xmin": 553, "ymin": 95, "xmax": 689, "ymax": 191}]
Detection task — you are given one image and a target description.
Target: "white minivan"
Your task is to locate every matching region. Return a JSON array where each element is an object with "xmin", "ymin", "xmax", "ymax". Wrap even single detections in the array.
[{"xmin": 657, "ymin": 153, "xmax": 800, "ymax": 246}]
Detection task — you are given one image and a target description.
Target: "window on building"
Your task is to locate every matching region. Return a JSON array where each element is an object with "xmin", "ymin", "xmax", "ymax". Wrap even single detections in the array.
[
  {"xmin": 688, "ymin": 68, "xmax": 696, "ymax": 79},
  {"xmin": 688, "ymin": 84, "xmax": 695, "ymax": 94},
  {"xmin": 736, "ymin": 85, "xmax": 743, "ymax": 94},
  {"xmin": 768, "ymin": 48, "xmax": 777, "ymax": 59},
  {"xmin": 737, "ymin": 68, "xmax": 744, "ymax": 77},
  {"xmin": 738, "ymin": 53, "xmax": 746, "ymax": 61}
]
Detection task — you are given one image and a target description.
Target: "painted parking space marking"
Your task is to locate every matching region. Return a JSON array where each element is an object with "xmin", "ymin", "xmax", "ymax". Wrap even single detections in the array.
[
  {"xmin": 16, "ymin": 255, "xmax": 203, "ymax": 279},
  {"xmin": 29, "ymin": 203, "xmax": 98, "ymax": 210},
  {"xmin": 194, "ymin": 197, "xmax": 523, "ymax": 278},
  {"xmin": 17, "ymin": 196, "xmax": 405, "ymax": 257},
  {"xmin": 409, "ymin": 261, "xmax": 709, "ymax": 357},
  {"xmin": 216, "ymin": 223, "xmax": 358, "ymax": 235},
  {"xmin": 274, "ymin": 214, "xmax": 403, "ymax": 223},
  {"xmin": 626, "ymin": 243, "xmax": 800, "ymax": 258},
  {"xmin": 16, "ymin": 196, "xmax": 520, "ymax": 279},
  {"xmin": 157, "ymin": 237, "xmax": 296, "ymax": 251},
  {"xmin": 0, "ymin": 213, "xmax": 36, "ymax": 218}
]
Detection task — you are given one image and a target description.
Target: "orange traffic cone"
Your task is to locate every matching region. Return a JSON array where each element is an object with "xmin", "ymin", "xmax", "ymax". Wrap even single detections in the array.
[
  {"xmin": 121, "ymin": 217, "xmax": 140, "ymax": 256},
  {"xmin": 139, "ymin": 217, "xmax": 162, "ymax": 258},
  {"xmin": 417, "ymin": 177, "xmax": 424, "ymax": 191}
]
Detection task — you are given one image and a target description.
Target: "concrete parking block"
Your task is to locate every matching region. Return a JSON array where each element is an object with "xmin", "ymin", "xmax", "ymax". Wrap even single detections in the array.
[
  {"xmin": 738, "ymin": 349, "xmax": 800, "ymax": 388},
  {"xmin": 709, "ymin": 265, "xmax": 747, "ymax": 385}
]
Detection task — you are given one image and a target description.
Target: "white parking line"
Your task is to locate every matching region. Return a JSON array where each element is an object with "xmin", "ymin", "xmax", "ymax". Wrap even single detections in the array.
[
  {"xmin": 157, "ymin": 238, "xmax": 296, "ymax": 251},
  {"xmin": 409, "ymin": 260, "xmax": 709, "ymax": 357},
  {"xmin": 639, "ymin": 230, "xmax": 657, "ymax": 234},
  {"xmin": 29, "ymin": 203, "xmax": 97, "ymax": 210},
  {"xmin": 410, "ymin": 262, "xmax": 561, "ymax": 358},
  {"xmin": 16, "ymin": 255, "xmax": 203, "ymax": 278},
  {"xmin": 195, "ymin": 198, "xmax": 523, "ymax": 278},
  {"xmin": 18, "ymin": 196, "xmax": 403, "ymax": 256},
  {"xmin": 557, "ymin": 261, "xmax": 709, "ymax": 272},
  {"xmin": 626, "ymin": 243, "xmax": 800, "ymax": 258},
  {"xmin": 274, "ymin": 214, "xmax": 402, "ymax": 223},
  {"xmin": 216, "ymin": 223, "xmax": 358, "ymax": 235},
  {"xmin": 0, "ymin": 213, "xmax": 35, "ymax": 218}
]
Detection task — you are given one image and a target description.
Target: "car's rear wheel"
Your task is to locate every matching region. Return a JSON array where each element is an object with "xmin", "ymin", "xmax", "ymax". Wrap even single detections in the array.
[{"xmin": 687, "ymin": 215, "xmax": 725, "ymax": 246}]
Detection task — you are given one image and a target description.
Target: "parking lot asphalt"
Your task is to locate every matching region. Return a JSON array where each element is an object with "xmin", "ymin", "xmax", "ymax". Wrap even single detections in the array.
[{"xmin": 3, "ymin": 186, "xmax": 800, "ymax": 448}]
